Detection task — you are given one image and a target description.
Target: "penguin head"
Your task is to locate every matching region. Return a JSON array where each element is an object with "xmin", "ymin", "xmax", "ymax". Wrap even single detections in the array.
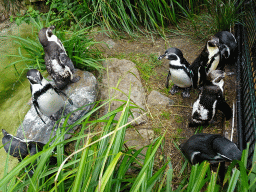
[
  {"xmin": 158, "ymin": 47, "xmax": 183, "ymax": 61},
  {"xmin": 207, "ymin": 36, "xmax": 220, "ymax": 49},
  {"xmin": 219, "ymin": 44, "xmax": 230, "ymax": 59},
  {"xmin": 38, "ymin": 25, "xmax": 56, "ymax": 47},
  {"xmin": 2, "ymin": 129, "xmax": 8, "ymax": 136},
  {"xmin": 27, "ymin": 69, "xmax": 43, "ymax": 85},
  {"xmin": 46, "ymin": 25, "xmax": 56, "ymax": 38}
]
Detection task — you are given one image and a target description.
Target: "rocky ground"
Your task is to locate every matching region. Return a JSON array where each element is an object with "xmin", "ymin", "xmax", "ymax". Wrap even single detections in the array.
[{"xmin": 93, "ymin": 31, "xmax": 238, "ymax": 179}]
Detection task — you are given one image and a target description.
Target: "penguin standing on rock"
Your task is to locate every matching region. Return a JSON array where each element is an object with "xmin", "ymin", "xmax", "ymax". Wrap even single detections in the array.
[
  {"xmin": 38, "ymin": 26, "xmax": 80, "ymax": 89},
  {"xmin": 2, "ymin": 129, "xmax": 45, "ymax": 161},
  {"xmin": 27, "ymin": 69, "xmax": 73, "ymax": 124},
  {"xmin": 158, "ymin": 48, "xmax": 194, "ymax": 98},
  {"xmin": 179, "ymin": 133, "xmax": 242, "ymax": 164}
]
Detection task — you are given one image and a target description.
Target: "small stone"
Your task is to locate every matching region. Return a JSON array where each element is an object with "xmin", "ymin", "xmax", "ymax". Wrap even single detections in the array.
[
  {"xmin": 125, "ymin": 128, "xmax": 154, "ymax": 155},
  {"xmin": 106, "ymin": 39, "xmax": 116, "ymax": 49},
  {"xmin": 16, "ymin": 70, "xmax": 98, "ymax": 144},
  {"xmin": 147, "ymin": 90, "xmax": 174, "ymax": 106}
]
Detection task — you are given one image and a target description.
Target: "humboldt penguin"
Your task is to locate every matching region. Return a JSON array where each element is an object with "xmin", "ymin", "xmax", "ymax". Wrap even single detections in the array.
[
  {"xmin": 189, "ymin": 70, "xmax": 231, "ymax": 126},
  {"xmin": 2, "ymin": 129, "xmax": 45, "ymax": 161},
  {"xmin": 194, "ymin": 31, "xmax": 237, "ymax": 85},
  {"xmin": 27, "ymin": 69, "xmax": 73, "ymax": 124},
  {"xmin": 179, "ymin": 133, "xmax": 242, "ymax": 164},
  {"xmin": 158, "ymin": 48, "xmax": 194, "ymax": 98},
  {"xmin": 2, "ymin": 129, "xmax": 57, "ymax": 176},
  {"xmin": 38, "ymin": 25, "xmax": 80, "ymax": 89}
]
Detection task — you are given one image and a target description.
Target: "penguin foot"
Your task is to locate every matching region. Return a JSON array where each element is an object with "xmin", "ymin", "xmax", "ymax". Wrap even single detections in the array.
[
  {"xmin": 71, "ymin": 76, "xmax": 80, "ymax": 83},
  {"xmin": 169, "ymin": 85, "xmax": 179, "ymax": 95},
  {"xmin": 181, "ymin": 88, "xmax": 191, "ymax": 98}
]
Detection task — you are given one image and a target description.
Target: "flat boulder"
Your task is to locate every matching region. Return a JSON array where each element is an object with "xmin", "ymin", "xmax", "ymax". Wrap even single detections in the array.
[
  {"xmin": 100, "ymin": 58, "xmax": 148, "ymax": 125},
  {"xmin": 16, "ymin": 70, "xmax": 98, "ymax": 144}
]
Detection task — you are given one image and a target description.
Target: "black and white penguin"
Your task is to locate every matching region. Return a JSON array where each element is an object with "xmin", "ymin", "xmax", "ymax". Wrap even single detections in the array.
[
  {"xmin": 38, "ymin": 26, "xmax": 80, "ymax": 89},
  {"xmin": 2, "ymin": 129, "xmax": 45, "ymax": 161},
  {"xmin": 193, "ymin": 31, "xmax": 237, "ymax": 86},
  {"xmin": 158, "ymin": 48, "xmax": 194, "ymax": 98},
  {"xmin": 179, "ymin": 133, "xmax": 242, "ymax": 164},
  {"xmin": 189, "ymin": 71, "xmax": 231, "ymax": 126},
  {"xmin": 2, "ymin": 129, "xmax": 57, "ymax": 176},
  {"xmin": 27, "ymin": 69, "xmax": 73, "ymax": 124}
]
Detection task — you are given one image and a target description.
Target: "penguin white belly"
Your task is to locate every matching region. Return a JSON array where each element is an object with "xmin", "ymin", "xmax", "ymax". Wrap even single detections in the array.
[
  {"xmin": 207, "ymin": 55, "xmax": 220, "ymax": 75},
  {"xmin": 38, "ymin": 89, "xmax": 64, "ymax": 116},
  {"xmin": 207, "ymin": 47, "xmax": 220, "ymax": 75},
  {"xmin": 170, "ymin": 69, "xmax": 192, "ymax": 88},
  {"xmin": 51, "ymin": 59, "xmax": 70, "ymax": 78},
  {"xmin": 192, "ymin": 99, "xmax": 209, "ymax": 122}
]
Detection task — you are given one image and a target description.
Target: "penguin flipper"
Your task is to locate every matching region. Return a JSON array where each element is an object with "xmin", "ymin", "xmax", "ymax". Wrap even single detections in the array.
[
  {"xmin": 166, "ymin": 71, "xmax": 171, "ymax": 88},
  {"xmin": 53, "ymin": 87, "xmax": 73, "ymax": 105},
  {"xmin": 33, "ymin": 100, "xmax": 46, "ymax": 124},
  {"xmin": 217, "ymin": 100, "xmax": 232, "ymax": 120}
]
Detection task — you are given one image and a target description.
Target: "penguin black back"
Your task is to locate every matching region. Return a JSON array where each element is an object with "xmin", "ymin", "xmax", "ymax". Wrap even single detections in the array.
[
  {"xmin": 2, "ymin": 129, "xmax": 45, "ymax": 161},
  {"xmin": 180, "ymin": 133, "xmax": 241, "ymax": 164}
]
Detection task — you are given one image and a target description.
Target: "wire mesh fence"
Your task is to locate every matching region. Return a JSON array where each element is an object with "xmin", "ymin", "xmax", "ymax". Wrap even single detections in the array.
[{"xmin": 236, "ymin": 0, "xmax": 256, "ymax": 168}]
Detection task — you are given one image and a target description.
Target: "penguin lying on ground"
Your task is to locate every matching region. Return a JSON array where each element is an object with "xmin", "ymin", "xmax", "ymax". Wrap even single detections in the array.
[
  {"xmin": 38, "ymin": 25, "xmax": 80, "ymax": 89},
  {"xmin": 2, "ymin": 129, "xmax": 57, "ymax": 176},
  {"xmin": 27, "ymin": 69, "xmax": 73, "ymax": 124},
  {"xmin": 158, "ymin": 48, "xmax": 194, "ymax": 98},
  {"xmin": 179, "ymin": 133, "xmax": 242, "ymax": 164},
  {"xmin": 189, "ymin": 70, "xmax": 232, "ymax": 126},
  {"xmin": 2, "ymin": 129, "xmax": 45, "ymax": 161}
]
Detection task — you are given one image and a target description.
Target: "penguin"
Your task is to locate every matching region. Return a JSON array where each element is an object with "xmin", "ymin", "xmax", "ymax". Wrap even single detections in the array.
[
  {"xmin": 194, "ymin": 31, "xmax": 237, "ymax": 85},
  {"xmin": 38, "ymin": 25, "xmax": 80, "ymax": 89},
  {"xmin": 2, "ymin": 129, "xmax": 57, "ymax": 176},
  {"xmin": 189, "ymin": 71, "xmax": 232, "ymax": 126},
  {"xmin": 158, "ymin": 48, "xmax": 194, "ymax": 98},
  {"xmin": 2, "ymin": 129, "xmax": 45, "ymax": 161},
  {"xmin": 27, "ymin": 69, "xmax": 73, "ymax": 124},
  {"xmin": 179, "ymin": 133, "xmax": 242, "ymax": 164}
]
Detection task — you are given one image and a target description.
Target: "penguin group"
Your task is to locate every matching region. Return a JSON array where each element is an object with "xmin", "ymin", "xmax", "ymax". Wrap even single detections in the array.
[
  {"xmin": 1, "ymin": 26, "xmax": 80, "ymax": 175},
  {"xmin": 158, "ymin": 31, "xmax": 241, "ymax": 165}
]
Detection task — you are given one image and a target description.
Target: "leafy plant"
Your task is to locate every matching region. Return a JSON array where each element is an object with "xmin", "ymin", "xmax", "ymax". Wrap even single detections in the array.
[
  {"xmin": 4, "ymin": 13, "xmax": 102, "ymax": 79},
  {"xmin": 205, "ymin": 0, "xmax": 244, "ymax": 31}
]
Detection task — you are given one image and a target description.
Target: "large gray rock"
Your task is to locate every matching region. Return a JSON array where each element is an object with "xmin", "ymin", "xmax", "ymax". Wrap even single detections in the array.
[
  {"xmin": 16, "ymin": 70, "xmax": 98, "ymax": 144},
  {"xmin": 100, "ymin": 58, "xmax": 147, "ymax": 125},
  {"xmin": 147, "ymin": 90, "xmax": 174, "ymax": 107}
]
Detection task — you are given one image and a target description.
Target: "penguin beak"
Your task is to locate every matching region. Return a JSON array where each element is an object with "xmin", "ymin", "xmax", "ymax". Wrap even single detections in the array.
[
  {"xmin": 158, "ymin": 54, "xmax": 165, "ymax": 60},
  {"xmin": 2, "ymin": 129, "xmax": 8, "ymax": 136},
  {"xmin": 49, "ymin": 25, "xmax": 55, "ymax": 31}
]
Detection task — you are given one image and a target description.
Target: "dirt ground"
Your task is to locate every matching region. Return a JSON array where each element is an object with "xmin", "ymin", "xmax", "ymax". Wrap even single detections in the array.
[{"xmin": 93, "ymin": 31, "xmax": 238, "ymax": 180}]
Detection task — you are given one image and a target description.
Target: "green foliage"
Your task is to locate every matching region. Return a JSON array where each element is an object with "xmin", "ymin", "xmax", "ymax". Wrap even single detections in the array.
[
  {"xmin": 0, "ymin": 96, "xmax": 169, "ymax": 191},
  {"xmin": 5, "ymin": 14, "xmax": 102, "ymax": 78},
  {"xmin": 205, "ymin": 0, "xmax": 244, "ymax": 31},
  {"xmin": 1, "ymin": 0, "xmax": 23, "ymax": 16}
]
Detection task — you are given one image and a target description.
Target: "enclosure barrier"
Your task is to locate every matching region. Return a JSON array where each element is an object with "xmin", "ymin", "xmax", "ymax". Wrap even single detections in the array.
[{"xmin": 236, "ymin": 0, "xmax": 256, "ymax": 168}]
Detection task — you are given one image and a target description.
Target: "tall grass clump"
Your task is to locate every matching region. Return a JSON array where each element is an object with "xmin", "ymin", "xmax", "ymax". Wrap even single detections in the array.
[
  {"xmin": 1, "ymin": 90, "xmax": 256, "ymax": 191},
  {"xmin": 11, "ymin": 0, "xmax": 207, "ymax": 38},
  {"xmin": 4, "ymin": 12, "xmax": 102, "ymax": 79},
  {"xmin": 205, "ymin": 0, "xmax": 244, "ymax": 31},
  {"xmin": 0, "ymin": 96, "xmax": 171, "ymax": 191}
]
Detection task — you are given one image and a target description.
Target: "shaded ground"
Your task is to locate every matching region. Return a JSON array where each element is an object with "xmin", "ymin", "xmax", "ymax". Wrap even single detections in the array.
[{"xmin": 94, "ymin": 31, "xmax": 237, "ymax": 179}]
